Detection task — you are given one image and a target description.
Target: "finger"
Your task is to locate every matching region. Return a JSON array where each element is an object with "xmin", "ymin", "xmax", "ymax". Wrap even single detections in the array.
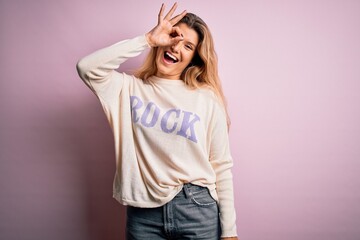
[
  {"xmin": 169, "ymin": 26, "xmax": 183, "ymax": 45},
  {"xmin": 170, "ymin": 10, "xmax": 187, "ymax": 25},
  {"xmin": 158, "ymin": 3, "xmax": 165, "ymax": 23},
  {"xmin": 169, "ymin": 36, "xmax": 184, "ymax": 46},
  {"xmin": 164, "ymin": 2, "xmax": 178, "ymax": 20},
  {"xmin": 171, "ymin": 26, "xmax": 183, "ymax": 38}
]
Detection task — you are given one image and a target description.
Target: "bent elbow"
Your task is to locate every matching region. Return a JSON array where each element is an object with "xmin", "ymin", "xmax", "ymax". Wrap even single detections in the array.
[{"xmin": 76, "ymin": 58, "xmax": 88, "ymax": 81}]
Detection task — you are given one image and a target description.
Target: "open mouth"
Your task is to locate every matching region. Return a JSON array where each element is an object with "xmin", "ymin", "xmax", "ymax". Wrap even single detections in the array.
[{"xmin": 163, "ymin": 51, "xmax": 179, "ymax": 64}]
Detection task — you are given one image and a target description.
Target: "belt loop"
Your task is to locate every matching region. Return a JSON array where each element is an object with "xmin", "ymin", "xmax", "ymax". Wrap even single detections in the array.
[{"xmin": 183, "ymin": 183, "xmax": 192, "ymax": 198}]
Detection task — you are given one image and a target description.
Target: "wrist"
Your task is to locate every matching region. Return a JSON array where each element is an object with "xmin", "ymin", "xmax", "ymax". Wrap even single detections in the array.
[{"xmin": 145, "ymin": 32, "xmax": 155, "ymax": 47}]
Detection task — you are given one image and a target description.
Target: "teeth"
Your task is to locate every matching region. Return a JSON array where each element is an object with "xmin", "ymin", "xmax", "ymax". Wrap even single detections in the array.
[{"xmin": 165, "ymin": 52, "xmax": 178, "ymax": 62}]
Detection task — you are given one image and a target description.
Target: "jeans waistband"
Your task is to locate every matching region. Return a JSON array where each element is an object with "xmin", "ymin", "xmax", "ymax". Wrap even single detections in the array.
[{"xmin": 179, "ymin": 183, "xmax": 208, "ymax": 199}]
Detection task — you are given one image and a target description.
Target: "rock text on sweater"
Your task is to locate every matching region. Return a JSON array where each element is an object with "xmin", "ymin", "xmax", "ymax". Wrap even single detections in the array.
[{"xmin": 130, "ymin": 95, "xmax": 200, "ymax": 143}]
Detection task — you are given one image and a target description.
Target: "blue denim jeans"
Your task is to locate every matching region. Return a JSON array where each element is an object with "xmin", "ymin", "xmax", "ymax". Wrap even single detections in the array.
[{"xmin": 126, "ymin": 183, "xmax": 221, "ymax": 239}]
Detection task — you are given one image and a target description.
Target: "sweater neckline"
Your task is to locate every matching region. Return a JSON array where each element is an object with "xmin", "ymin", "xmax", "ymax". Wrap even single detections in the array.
[{"xmin": 149, "ymin": 76, "xmax": 185, "ymax": 86}]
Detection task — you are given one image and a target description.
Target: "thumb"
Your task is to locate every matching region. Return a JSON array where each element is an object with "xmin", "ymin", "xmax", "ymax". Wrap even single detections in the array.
[{"xmin": 169, "ymin": 35, "xmax": 184, "ymax": 45}]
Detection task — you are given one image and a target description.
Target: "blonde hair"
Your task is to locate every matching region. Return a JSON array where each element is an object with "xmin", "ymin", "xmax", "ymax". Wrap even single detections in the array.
[{"xmin": 135, "ymin": 13, "xmax": 230, "ymax": 127}]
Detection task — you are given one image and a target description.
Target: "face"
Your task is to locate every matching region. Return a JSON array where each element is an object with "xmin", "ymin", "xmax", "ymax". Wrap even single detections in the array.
[{"xmin": 155, "ymin": 23, "xmax": 199, "ymax": 80}]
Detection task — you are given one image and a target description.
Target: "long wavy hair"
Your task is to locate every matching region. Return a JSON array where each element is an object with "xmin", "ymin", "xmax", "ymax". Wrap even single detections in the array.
[{"xmin": 135, "ymin": 13, "xmax": 230, "ymax": 127}]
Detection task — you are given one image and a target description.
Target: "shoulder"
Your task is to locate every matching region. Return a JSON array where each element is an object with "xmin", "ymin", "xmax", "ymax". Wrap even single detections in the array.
[
  {"xmin": 197, "ymin": 86, "xmax": 218, "ymax": 104},
  {"xmin": 121, "ymin": 72, "xmax": 147, "ymax": 86},
  {"xmin": 197, "ymin": 86, "xmax": 226, "ymax": 114}
]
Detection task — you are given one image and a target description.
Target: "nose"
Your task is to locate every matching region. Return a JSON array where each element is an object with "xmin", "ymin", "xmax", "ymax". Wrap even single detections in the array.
[{"xmin": 171, "ymin": 41, "xmax": 182, "ymax": 53}]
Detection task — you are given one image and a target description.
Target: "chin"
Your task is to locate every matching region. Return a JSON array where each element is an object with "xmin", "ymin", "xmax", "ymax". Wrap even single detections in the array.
[
  {"xmin": 156, "ymin": 62, "xmax": 172, "ymax": 77},
  {"xmin": 156, "ymin": 65, "xmax": 169, "ymax": 76}
]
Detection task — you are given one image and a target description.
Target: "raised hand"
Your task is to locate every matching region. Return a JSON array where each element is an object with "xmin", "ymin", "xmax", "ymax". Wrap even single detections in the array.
[{"xmin": 146, "ymin": 2, "xmax": 187, "ymax": 47}]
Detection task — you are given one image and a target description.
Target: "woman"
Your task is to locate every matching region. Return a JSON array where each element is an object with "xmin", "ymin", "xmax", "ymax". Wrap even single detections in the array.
[{"xmin": 77, "ymin": 3, "xmax": 238, "ymax": 239}]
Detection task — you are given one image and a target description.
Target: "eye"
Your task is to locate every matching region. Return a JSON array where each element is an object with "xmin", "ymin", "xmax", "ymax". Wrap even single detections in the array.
[{"xmin": 185, "ymin": 44, "xmax": 193, "ymax": 50}]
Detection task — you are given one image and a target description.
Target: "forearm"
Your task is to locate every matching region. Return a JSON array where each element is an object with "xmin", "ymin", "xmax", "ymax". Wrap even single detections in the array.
[
  {"xmin": 76, "ymin": 35, "xmax": 150, "ymax": 83},
  {"xmin": 213, "ymin": 158, "xmax": 237, "ymax": 238}
]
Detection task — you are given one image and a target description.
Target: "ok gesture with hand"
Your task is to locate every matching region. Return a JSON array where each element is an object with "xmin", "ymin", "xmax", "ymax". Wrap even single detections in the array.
[{"xmin": 146, "ymin": 3, "xmax": 187, "ymax": 47}]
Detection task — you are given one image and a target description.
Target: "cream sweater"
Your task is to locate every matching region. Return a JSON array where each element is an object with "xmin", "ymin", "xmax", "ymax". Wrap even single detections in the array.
[{"xmin": 76, "ymin": 35, "xmax": 237, "ymax": 237}]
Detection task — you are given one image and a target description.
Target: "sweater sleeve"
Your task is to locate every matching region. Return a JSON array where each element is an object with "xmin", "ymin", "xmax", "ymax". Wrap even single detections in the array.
[
  {"xmin": 76, "ymin": 35, "xmax": 150, "ymax": 102},
  {"xmin": 209, "ymin": 103, "xmax": 238, "ymax": 238}
]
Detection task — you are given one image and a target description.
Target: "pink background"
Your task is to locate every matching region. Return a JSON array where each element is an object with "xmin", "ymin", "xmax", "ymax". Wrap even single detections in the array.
[{"xmin": 1, "ymin": 0, "xmax": 360, "ymax": 239}]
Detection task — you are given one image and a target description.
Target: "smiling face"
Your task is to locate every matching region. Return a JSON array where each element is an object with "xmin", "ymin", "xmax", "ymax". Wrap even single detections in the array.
[{"xmin": 155, "ymin": 23, "xmax": 199, "ymax": 80}]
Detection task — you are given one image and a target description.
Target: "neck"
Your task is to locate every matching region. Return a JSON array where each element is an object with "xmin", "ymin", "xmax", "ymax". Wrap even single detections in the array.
[{"xmin": 155, "ymin": 72, "xmax": 181, "ymax": 80}]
